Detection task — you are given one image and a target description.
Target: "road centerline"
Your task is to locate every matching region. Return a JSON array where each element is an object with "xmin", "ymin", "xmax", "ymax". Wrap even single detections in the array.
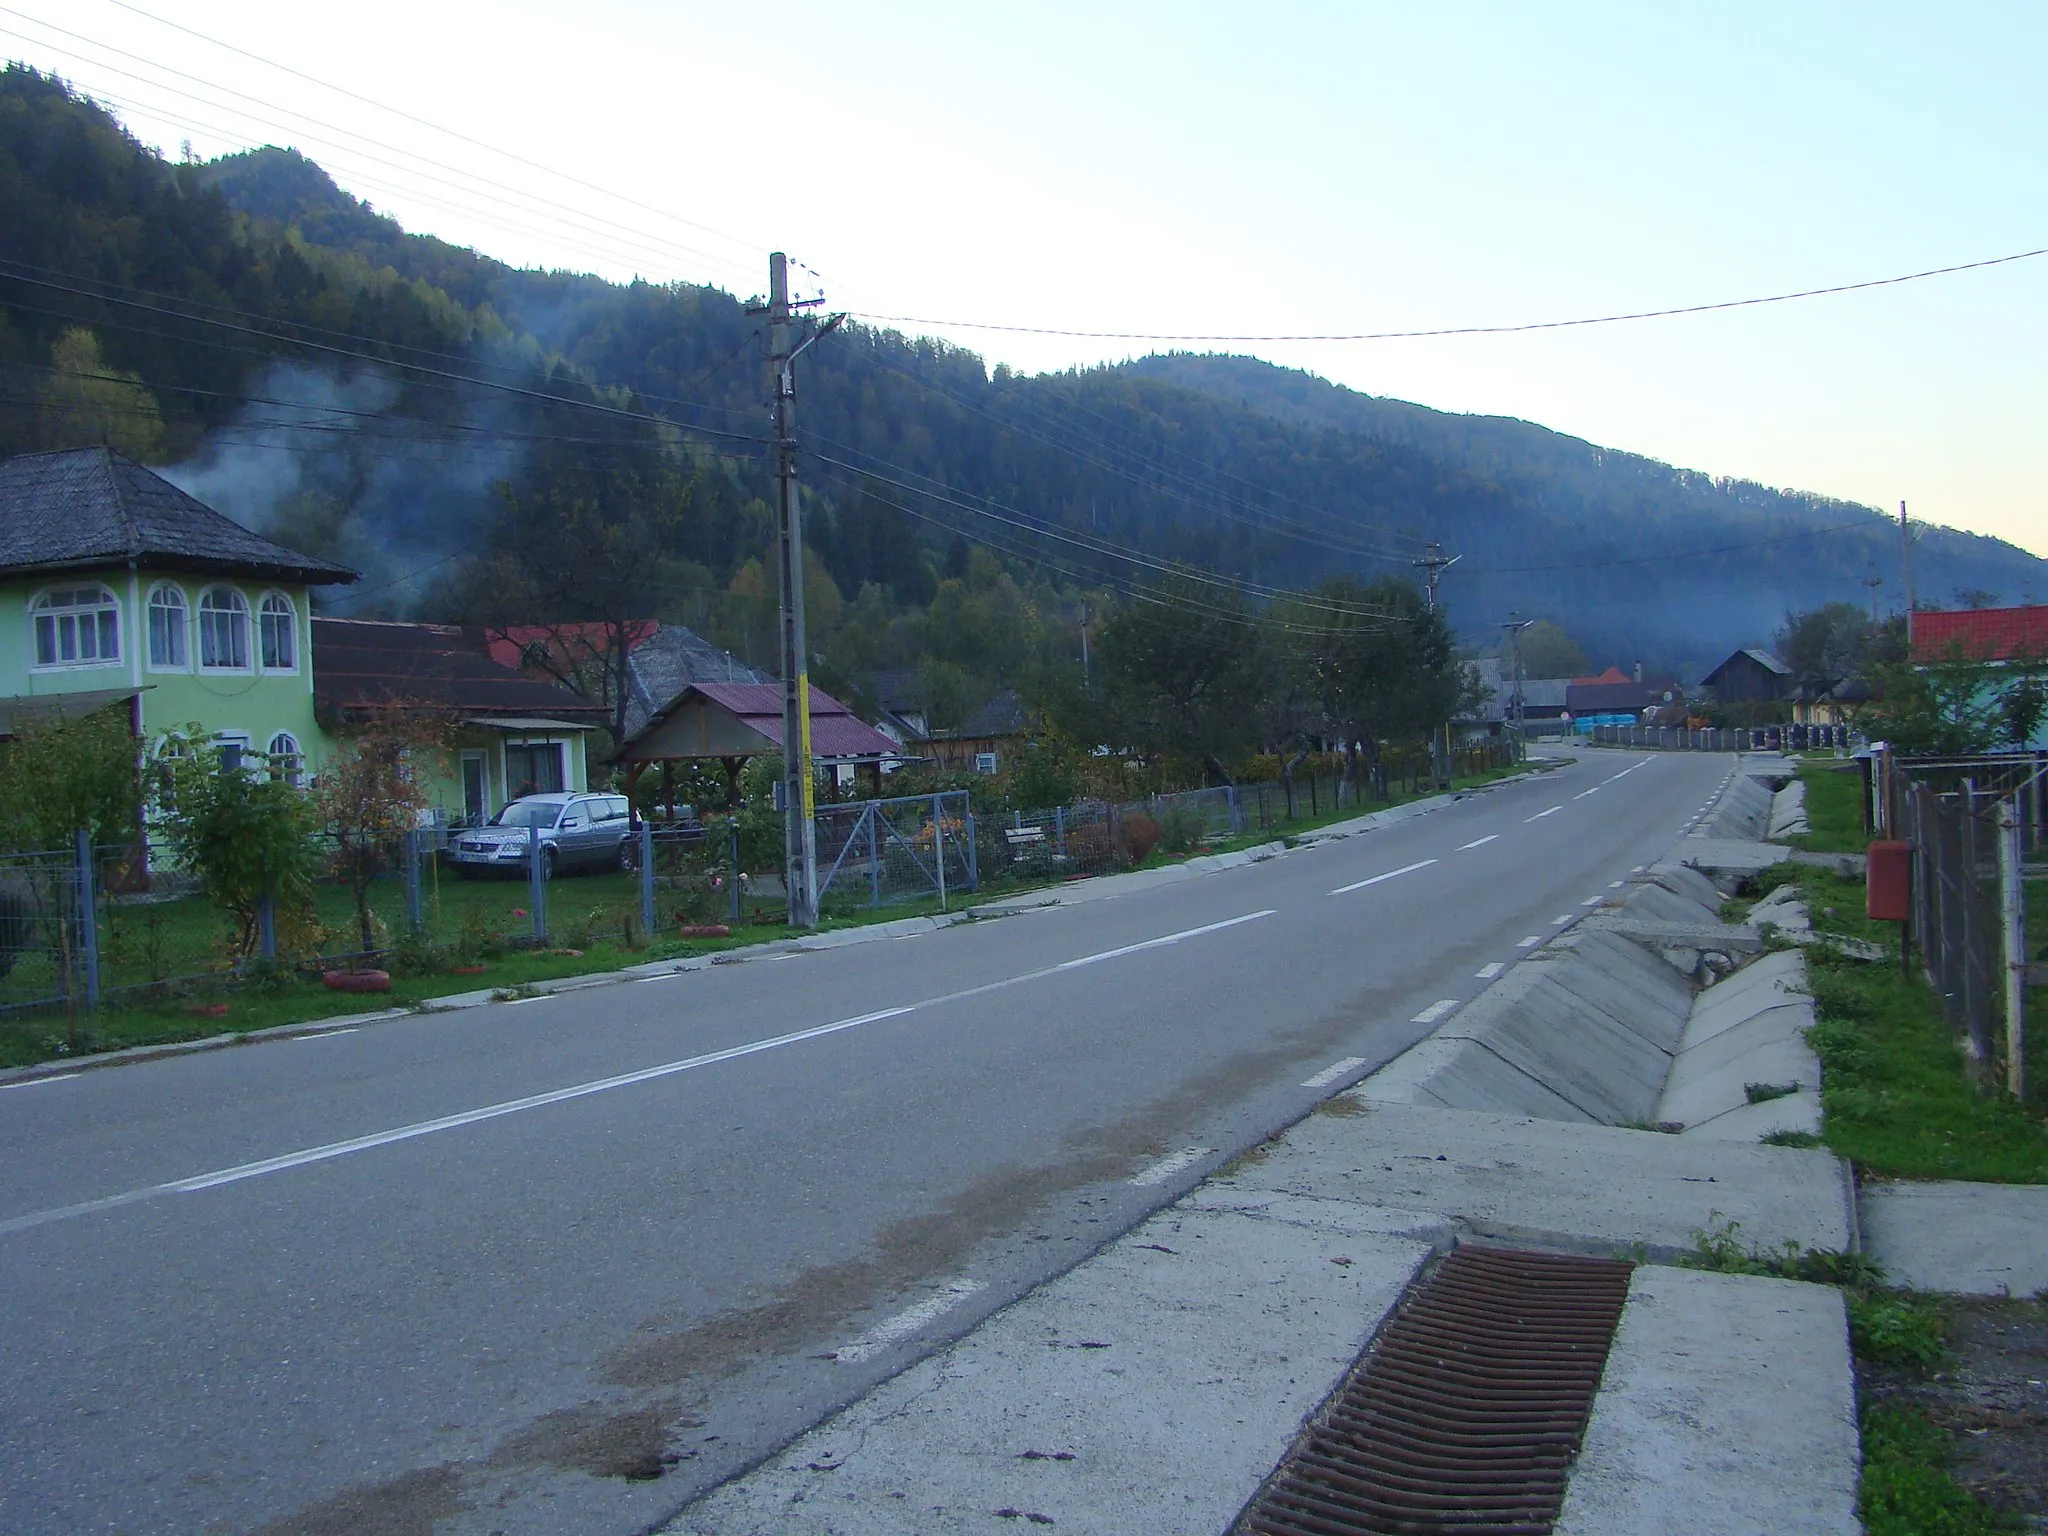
[{"xmin": 1330, "ymin": 859, "xmax": 1437, "ymax": 896}]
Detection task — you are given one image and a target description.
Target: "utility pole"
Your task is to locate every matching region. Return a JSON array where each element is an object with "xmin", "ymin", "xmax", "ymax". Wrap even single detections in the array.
[
  {"xmin": 1863, "ymin": 559, "xmax": 1884, "ymax": 624},
  {"xmin": 1501, "ymin": 615, "xmax": 1535, "ymax": 754},
  {"xmin": 1899, "ymin": 501, "xmax": 1916, "ymax": 647},
  {"xmin": 1412, "ymin": 542, "xmax": 1460, "ymax": 784},
  {"xmin": 1411, "ymin": 541, "xmax": 1459, "ymax": 612},
  {"xmin": 761, "ymin": 252, "xmax": 843, "ymax": 929}
]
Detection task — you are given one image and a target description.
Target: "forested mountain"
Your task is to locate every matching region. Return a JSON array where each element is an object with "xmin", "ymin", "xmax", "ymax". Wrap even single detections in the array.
[{"xmin": 3, "ymin": 63, "xmax": 2042, "ymax": 694}]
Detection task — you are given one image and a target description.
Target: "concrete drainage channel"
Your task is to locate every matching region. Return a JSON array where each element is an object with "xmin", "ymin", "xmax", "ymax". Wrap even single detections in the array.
[
  {"xmin": 1239, "ymin": 1248, "xmax": 1633, "ymax": 1536},
  {"xmin": 674, "ymin": 757, "xmax": 1866, "ymax": 1536}
]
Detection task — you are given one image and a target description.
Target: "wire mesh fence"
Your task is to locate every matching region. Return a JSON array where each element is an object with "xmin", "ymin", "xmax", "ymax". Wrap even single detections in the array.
[{"xmin": 815, "ymin": 791, "xmax": 976, "ymax": 913}]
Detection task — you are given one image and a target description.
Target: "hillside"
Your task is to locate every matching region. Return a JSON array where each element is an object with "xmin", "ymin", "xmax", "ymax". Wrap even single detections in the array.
[{"xmin": 4, "ymin": 64, "xmax": 2043, "ymax": 684}]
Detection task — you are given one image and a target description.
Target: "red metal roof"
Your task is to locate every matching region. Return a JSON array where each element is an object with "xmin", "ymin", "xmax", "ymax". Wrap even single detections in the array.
[
  {"xmin": 1911, "ymin": 606, "xmax": 2048, "ymax": 664},
  {"xmin": 483, "ymin": 620, "xmax": 658, "ymax": 672}
]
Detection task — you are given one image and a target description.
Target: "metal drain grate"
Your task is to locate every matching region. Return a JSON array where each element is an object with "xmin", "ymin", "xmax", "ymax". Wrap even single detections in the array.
[{"xmin": 1239, "ymin": 1246, "xmax": 1633, "ymax": 1536}]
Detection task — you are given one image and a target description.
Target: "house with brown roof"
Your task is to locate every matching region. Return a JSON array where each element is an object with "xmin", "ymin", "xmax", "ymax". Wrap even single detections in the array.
[
  {"xmin": 311, "ymin": 618, "xmax": 607, "ymax": 825},
  {"xmin": 613, "ymin": 680, "xmax": 902, "ymax": 805}
]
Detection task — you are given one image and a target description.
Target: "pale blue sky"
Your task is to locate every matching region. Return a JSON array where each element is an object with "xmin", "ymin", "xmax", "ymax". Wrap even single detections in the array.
[{"xmin": 9, "ymin": 1, "xmax": 2045, "ymax": 552}]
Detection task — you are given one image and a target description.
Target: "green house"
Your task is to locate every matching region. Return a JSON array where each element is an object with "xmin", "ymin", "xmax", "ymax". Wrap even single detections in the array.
[
  {"xmin": 0, "ymin": 447, "xmax": 605, "ymax": 831},
  {"xmin": 0, "ymin": 447, "xmax": 357, "ymax": 778}
]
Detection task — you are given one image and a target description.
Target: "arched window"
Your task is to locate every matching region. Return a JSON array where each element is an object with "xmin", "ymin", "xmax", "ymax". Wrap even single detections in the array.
[
  {"xmin": 267, "ymin": 731, "xmax": 304, "ymax": 787},
  {"xmin": 258, "ymin": 592, "xmax": 297, "ymax": 671},
  {"xmin": 31, "ymin": 585, "xmax": 120, "ymax": 668},
  {"xmin": 197, "ymin": 587, "xmax": 250, "ymax": 670},
  {"xmin": 147, "ymin": 583, "xmax": 188, "ymax": 669}
]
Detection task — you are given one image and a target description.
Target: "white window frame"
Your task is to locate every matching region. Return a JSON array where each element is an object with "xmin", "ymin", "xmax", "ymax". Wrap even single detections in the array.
[
  {"xmin": 266, "ymin": 731, "xmax": 304, "ymax": 788},
  {"xmin": 197, "ymin": 586, "xmax": 252, "ymax": 672},
  {"xmin": 502, "ymin": 738, "xmax": 568, "ymax": 798},
  {"xmin": 257, "ymin": 591, "xmax": 298, "ymax": 673},
  {"xmin": 145, "ymin": 581, "xmax": 190, "ymax": 672},
  {"xmin": 29, "ymin": 584, "xmax": 122, "ymax": 671}
]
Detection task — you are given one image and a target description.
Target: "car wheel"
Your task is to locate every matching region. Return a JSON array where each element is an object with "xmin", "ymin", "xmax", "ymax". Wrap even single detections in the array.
[
  {"xmin": 541, "ymin": 846, "xmax": 558, "ymax": 880},
  {"xmin": 617, "ymin": 838, "xmax": 635, "ymax": 874}
]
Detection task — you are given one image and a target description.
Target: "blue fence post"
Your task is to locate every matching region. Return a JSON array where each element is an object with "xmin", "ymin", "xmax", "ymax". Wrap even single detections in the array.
[
  {"xmin": 867, "ymin": 806, "xmax": 881, "ymax": 907},
  {"xmin": 933, "ymin": 795, "xmax": 947, "ymax": 911},
  {"xmin": 528, "ymin": 826, "xmax": 547, "ymax": 943},
  {"xmin": 1055, "ymin": 804, "xmax": 1066, "ymax": 860},
  {"xmin": 74, "ymin": 830, "xmax": 100, "ymax": 1010},
  {"xmin": 639, "ymin": 819, "xmax": 655, "ymax": 941},
  {"xmin": 403, "ymin": 830, "xmax": 423, "ymax": 935},
  {"xmin": 965, "ymin": 802, "xmax": 979, "ymax": 893}
]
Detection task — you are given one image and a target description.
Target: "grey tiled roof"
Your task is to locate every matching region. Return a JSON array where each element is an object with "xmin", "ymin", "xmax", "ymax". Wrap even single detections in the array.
[
  {"xmin": 621, "ymin": 624, "xmax": 768, "ymax": 738},
  {"xmin": 0, "ymin": 447, "xmax": 359, "ymax": 584}
]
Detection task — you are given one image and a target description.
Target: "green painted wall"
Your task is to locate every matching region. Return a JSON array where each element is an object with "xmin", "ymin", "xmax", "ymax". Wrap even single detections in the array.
[{"xmin": 3, "ymin": 566, "xmax": 593, "ymax": 821}]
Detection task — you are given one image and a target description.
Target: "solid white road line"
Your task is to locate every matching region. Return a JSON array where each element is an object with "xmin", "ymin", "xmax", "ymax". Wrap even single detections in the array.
[
  {"xmin": 1411, "ymin": 999, "xmax": 1459, "ymax": 1024},
  {"xmin": 1475, "ymin": 962, "xmax": 1504, "ymax": 979},
  {"xmin": 1458, "ymin": 835, "xmax": 1499, "ymax": 850},
  {"xmin": 832, "ymin": 1280, "xmax": 985, "ymax": 1363},
  {"xmin": 1525, "ymin": 806, "xmax": 1562, "ymax": 821},
  {"xmin": 1330, "ymin": 859, "xmax": 1437, "ymax": 896},
  {"xmin": 1056, "ymin": 910, "xmax": 1275, "ymax": 968},
  {"xmin": 1515, "ymin": 935, "xmax": 1542, "ymax": 948},
  {"xmin": 1, "ymin": 1073, "xmax": 80, "ymax": 1090},
  {"xmin": 3, "ymin": 910, "xmax": 1284, "ymax": 1236},
  {"xmin": 1301, "ymin": 1057, "xmax": 1370, "ymax": 1089},
  {"xmin": 1130, "ymin": 1147, "xmax": 1214, "ymax": 1187},
  {"xmin": 294, "ymin": 1028, "xmax": 358, "ymax": 1040}
]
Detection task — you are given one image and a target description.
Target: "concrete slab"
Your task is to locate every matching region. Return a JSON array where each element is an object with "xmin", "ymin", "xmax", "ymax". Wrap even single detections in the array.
[
  {"xmin": 1678, "ymin": 999, "xmax": 1815, "ymax": 1055},
  {"xmin": 1681, "ymin": 838, "xmax": 1793, "ymax": 888},
  {"xmin": 1357, "ymin": 1026, "xmax": 1601, "ymax": 1122},
  {"xmin": 1659, "ymin": 1038, "xmax": 1819, "ymax": 1129},
  {"xmin": 1681, "ymin": 1091, "xmax": 1822, "ymax": 1143},
  {"xmin": 1647, "ymin": 860, "xmax": 1731, "ymax": 912},
  {"xmin": 1553, "ymin": 1266, "xmax": 1860, "ymax": 1536},
  {"xmin": 673, "ymin": 1195, "xmax": 1449, "ymax": 1536},
  {"xmin": 1859, "ymin": 1180, "xmax": 2048, "ymax": 1296},
  {"xmin": 1216, "ymin": 1101, "xmax": 1855, "ymax": 1261}
]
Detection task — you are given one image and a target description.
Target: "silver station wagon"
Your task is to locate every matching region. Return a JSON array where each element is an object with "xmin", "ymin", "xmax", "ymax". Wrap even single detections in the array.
[{"xmin": 448, "ymin": 792, "xmax": 635, "ymax": 878}]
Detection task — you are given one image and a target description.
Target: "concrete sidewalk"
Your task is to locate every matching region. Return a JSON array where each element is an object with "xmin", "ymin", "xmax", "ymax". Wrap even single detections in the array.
[
  {"xmin": 1859, "ymin": 1180, "xmax": 2048, "ymax": 1297},
  {"xmin": 670, "ymin": 1098, "xmax": 1861, "ymax": 1535}
]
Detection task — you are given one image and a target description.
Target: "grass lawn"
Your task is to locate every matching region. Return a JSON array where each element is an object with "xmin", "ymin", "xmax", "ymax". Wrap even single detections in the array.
[{"xmin": 1790, "ymin": 757, "xmax": 1872, "ymax": 855}]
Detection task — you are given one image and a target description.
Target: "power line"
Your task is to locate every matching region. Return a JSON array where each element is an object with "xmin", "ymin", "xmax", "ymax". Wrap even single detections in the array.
[
  {"xmin": 848, "ymin": 246, "xmax": 2048, "ymax": 343},
  {"xmin": 89, "ymin": 0, "xmax": 768, "ymax": 262}
]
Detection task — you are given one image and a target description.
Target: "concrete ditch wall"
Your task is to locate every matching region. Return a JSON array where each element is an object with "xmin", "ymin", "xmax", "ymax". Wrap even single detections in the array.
[{"xmin": 1360, "ymin": 844, "xmax": 1827, "ymax": 1143}]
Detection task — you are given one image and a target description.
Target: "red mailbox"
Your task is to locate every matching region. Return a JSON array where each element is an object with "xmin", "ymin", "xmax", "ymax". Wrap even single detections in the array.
[{"xmin": 1866, "ymin": 840, "xmax": 1912, "ymax": 922}]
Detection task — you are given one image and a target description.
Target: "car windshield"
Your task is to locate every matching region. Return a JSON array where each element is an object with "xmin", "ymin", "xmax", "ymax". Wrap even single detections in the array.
[{"xmin": 489, "ymin": 802, "xmax": 562, "ymax": 829}]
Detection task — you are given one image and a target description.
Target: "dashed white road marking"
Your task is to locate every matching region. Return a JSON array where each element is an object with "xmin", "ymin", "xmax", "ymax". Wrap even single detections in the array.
[
  {"xmin": 1302, "ymin": 1057, "xmax": 1370, "ymax": 1089},
  {"xmin": 1458, "ymin": 835, "xmax": 1499, "ymax": 850},
  {"xmin": 1525, "ymin": 806, "xmax": 1562, "ymax": 821},
  {"xmin": 1631, "ymin": 865, "xmax": 1646, "ymax": 873},
  {"xmin": 832, "ymin": 1280, "xmax": 985, "ymax": 1363},
  {"xmin": 1608, "ymin": 880, "xmax": 1625, "ymax": 889},
  {"xmin": 1411, "ymin": 999, "xmax": 1460, "ymax": 1025},
  {"xmin": 1474, "ymin": 962, "xmax": 1504, "ymax": 979},
  {"xmin": 1515, "ymin": 935, "xmax": 1543, "ymax": 948},
  {"xmin": 1, "ymin": 1073, "xmax": 79, "ymax": 1090},
  {"xmin": 1330, "ymin": 859, "xmax": 1437, "ymax": 896},
  {"xmin": 1573, "ymin": 787, "xmax": 1600, "ymax": 799},
  {"xmin": 1130, "ymin": 1147, "xmax": 1213, "ymax": 1187},
  {"xmin": 1058, "ymin": 910, "xmax": 1275, "ymax": 969},
  {"xmin": 1551, "ymin": 914, "xmax": 1572, "ymax": 924},
  {"xmin": 1581, "ymin": 896, "xmax": 1604, "ymax": 906}
]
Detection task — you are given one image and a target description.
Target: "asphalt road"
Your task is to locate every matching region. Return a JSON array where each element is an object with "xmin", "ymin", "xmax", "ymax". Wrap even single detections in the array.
[{"xmin": 0, "ymin": 747, "xmax": 1732, "ymax": 1536}]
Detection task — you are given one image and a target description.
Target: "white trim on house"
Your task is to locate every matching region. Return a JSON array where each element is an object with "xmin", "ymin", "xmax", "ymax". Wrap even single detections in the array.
[
  {"xmin": 28, "ymin": 582, "xmax": 124, "ymax": 673},
  {"xmin": 144, "ymin": 579, "xmax": 193, "ymax": 674}
]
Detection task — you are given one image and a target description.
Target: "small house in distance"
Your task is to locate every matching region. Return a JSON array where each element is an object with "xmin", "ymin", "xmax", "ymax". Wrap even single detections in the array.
[
  {"xmin": 929, "ymin": 688, "xmax": 1028, "ymax": 773},
  {"xmin": 1701, "ymin": 647, "xmax": 1793, "ymax": 714}
]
